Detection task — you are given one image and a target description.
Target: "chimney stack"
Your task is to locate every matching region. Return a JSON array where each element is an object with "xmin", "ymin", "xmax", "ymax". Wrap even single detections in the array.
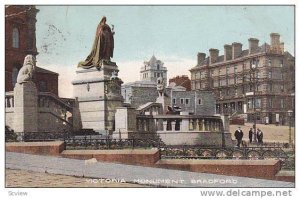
[
  {"xmin": 248, "ymin": 38, "xmax": 259, "ymax": 54},
  {"xmin": 270, "ymin": 33, "xmax": 280, "ymax": 47},
  {"xmin": 232, "ymin": 42, "xmax": 242, "ymax": 59},
  {"xmin": 197, "ymin": 52, "xmax": 206, "ymax": 65},
  {"xmin": 209, "ymin": 48, "xmax": 219, "ymax": 64},
  {"xmin": 224, "ymin": 44, "xmax": 232, "ymax": 61},
  {"xmin": 270, "ymin": 33, "xmax": 283, "ymax": 54}
]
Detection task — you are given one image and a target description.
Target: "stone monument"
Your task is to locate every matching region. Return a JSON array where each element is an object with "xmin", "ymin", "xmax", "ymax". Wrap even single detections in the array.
[
  {"xmin": 13, "ymin": 55, "xmax": 38, "ymax": 134},
  {"xmin": 72, "ymin": 17, "xmax": 123, "ymax": 135},
  {"xmin": 155, "ymin": 77, "xmax": 170, "ymax": 113}
]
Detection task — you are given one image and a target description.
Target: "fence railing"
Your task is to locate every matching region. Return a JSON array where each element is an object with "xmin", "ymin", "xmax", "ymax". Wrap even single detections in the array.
[{"xmin": 6, "ymin": 131, "xmax": 292, "ymax": 169}]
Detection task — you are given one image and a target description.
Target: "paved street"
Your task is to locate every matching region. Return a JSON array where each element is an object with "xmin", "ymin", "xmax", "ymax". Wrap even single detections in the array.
[
  {"xmin": 6, "ymin": 152, "xmax": 294, "ymax": 188},
  {"xmin": 6, "ymin": 169, "xmax": 146, "ymax": 187}
]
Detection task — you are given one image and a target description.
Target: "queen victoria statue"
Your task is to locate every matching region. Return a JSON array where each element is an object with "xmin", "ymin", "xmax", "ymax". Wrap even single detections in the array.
[{"xmin": 78, "ymin": 16, "xmax": 115, "ymax": 69}]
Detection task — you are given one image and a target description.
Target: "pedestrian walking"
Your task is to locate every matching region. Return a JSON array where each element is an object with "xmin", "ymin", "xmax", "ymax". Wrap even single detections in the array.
[
  {"xmin": 249, "ymin": 128, "xmax": 253, "ymax": 143},
  {"xmin": 257, "ymin": 129, "xmax": 264, "ymax": 145},
  {"xmin": 234, "ymin": 126, "xmax": 244, "ymax": 147}
]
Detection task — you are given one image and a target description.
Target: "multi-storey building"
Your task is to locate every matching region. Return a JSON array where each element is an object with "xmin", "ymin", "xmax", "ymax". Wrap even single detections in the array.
[
  {"xmin": 190, "ymin": 33, "xmax": 295, "ymax": 125},
  {"xmin": 5, "ymin": 5, "xmax": 59, "ymax": 95}
]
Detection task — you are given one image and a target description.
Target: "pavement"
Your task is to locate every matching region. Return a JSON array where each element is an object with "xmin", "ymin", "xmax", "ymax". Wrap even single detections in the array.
[
  {"xmin": 230, "ymin": 123, "xmax": 295, "ymax": 143},
  {"xmin": 6, "ymin": 152, "xmax": 294, "ymax": 188},
  {"xmin": 6, "ymin": 169, "xmax": 146, "ymax": 187}
]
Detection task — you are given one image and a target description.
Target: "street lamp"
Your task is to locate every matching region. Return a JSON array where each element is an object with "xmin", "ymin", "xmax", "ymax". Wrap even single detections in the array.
[
  {"xmin": 287, "ymin": 110, "xmax": 293, "ymax": 146},
  {"xmin": 251, "ymin": 59, "xmax": 258, "ymax": 142}
]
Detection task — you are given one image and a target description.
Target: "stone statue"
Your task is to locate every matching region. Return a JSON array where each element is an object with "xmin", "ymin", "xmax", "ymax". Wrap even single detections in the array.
[
  {"xmin": 157, "ymin": 77, "xmax": 165, "ymax": 97},
  {"xmin": 78, "ymin": 16, "xmax": 115, "ymax": 69},
  {"xmin": 17, "ymin": 55, "xmax": 36, "ymax": 84}
]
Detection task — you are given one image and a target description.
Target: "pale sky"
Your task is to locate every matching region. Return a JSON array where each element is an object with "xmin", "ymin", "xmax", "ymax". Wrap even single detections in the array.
[{"xmin": 35, "ymin": 5, "xmax": 295, "ymax": 98}]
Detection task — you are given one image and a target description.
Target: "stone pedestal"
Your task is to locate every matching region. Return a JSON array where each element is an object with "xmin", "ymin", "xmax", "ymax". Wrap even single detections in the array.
[
  {"xmin": 72, "ymin": 64, "xmax": 123, "ymax": 135},
  {"xmin": 113, "ymin": 107, "xmax": 137, "ymax": 139},
  {"xmin": 13, "ymin": 81, "xmax": 38, "ymax": 133}
]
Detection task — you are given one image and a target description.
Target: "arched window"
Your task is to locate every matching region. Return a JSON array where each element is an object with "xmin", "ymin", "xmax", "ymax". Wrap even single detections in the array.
[{"xmin": 12, "ymin": 28, "xmax": 19, "ymax": 48}]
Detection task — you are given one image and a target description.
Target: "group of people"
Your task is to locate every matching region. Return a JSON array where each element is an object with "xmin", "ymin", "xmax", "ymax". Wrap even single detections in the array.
[{"xmin": 234, "ymin": 126, "xmax": 264, "ymax": 147}]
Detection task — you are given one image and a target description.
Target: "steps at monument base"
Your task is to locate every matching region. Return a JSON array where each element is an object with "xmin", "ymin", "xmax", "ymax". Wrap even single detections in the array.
[{"xmin": 155, "ymin": 159, "xmax": 281, "ymax": 180}]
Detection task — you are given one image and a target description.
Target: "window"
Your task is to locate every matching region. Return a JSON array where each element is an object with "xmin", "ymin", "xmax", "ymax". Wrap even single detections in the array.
[
  {"xmin": 268, "ymin": 71, "xmax": 272, "ymax": 79},
  {"xmin": 218, "ymin": 68, "xmax": 221, "ymax": 75},
  {"xmin": 234, "ymin": 76, "xmax": 238, "ymax": 84},
  {"xmin": 180, "ymin": 98, "xmax": 184, "ymax": 104},
  {"xmin": 12, "ymin": 28, "xmax": 19, "ymax": 48},
  {"xmin": 280, "ymin": 99, "xmax": 285, "ymax": 108},
  {"xmin": 157, "ymin": 73, "xmax": 160, "ymax": 77},
  {"xmin": 234, "ymin": 65, "xmax": 238, "ymax": 73},
  {"xmin": 210, "ymin": 69, "xmax": 214, "ymax": 76},
  {"xmin": 280, "ymin": 60, "xmax": 283, "ymax": 67},
  {"xmin": 268, "ymin": 98, "xmax": 273, "ymax": 108},
  {"xmin": 269, "ymin": 83, "xmax": 273, "ymax": 92},
  {"xmin": 172, "ymin": 98, "xmax": 176, "ymax": 105},
  {"xmin": 226, "ymin": 66, "xmax": 230, "ymax": 75},
  {"xmin": 198, "ymin": 98, "xmax": 203, "ymax": 105},
  {"xmin": 268, "ymin": 59, "xmax": 272, "ymax": 67},
  {"xmin": 157, "ymin": 64, "xmax": 160, "ymax": 70},
  {"xmin": 255, "ymin": 98, "xmax": 261, "ymax": 108},
  {"xmin": 281, "ymin": 85, "xmax": 284, "ymax": 92},
  {"xmin": 235, "ymin": 88, "xmax": 238, "ymax": 96},
  {"xmin": 185, "ymin": 98, "xmax": 190, "ymax": 106},
  {"xmin": 226, "ymin": 89, "xmax": 229, "ymax": 96}
]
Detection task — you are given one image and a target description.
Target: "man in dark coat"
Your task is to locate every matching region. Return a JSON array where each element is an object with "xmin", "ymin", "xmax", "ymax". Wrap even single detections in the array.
[
  {"xmin": 257, "ymin": 129, "xmax": 264, "ymax": 145},
  {"xmin": 249, "ymin": 128, "xmax": 253, "ymax": 143},
  {"xmin": 234, "ymin": 127, "xmax": 244, "ymax": 147}
]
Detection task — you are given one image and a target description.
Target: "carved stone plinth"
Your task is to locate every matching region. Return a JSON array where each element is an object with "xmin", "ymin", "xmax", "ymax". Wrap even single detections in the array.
[
  {"xmin": 72, "ymin": 64, "xmax": 123, "ymax": 135},
  {"xmin": 13, "ymin": 81, "xmax": 38, "ymax": 133}
]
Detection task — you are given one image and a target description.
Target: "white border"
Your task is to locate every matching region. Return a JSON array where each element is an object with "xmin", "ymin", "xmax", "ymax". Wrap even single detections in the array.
[{"xmin": 1, "ymin": 0, "xmax": 298, "ymax": 198}]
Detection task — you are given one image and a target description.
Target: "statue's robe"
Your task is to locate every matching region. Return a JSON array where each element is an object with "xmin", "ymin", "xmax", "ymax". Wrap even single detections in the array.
[{"xmin": 78, "ymin": 23, "xmax": 114, "ymax": 68}]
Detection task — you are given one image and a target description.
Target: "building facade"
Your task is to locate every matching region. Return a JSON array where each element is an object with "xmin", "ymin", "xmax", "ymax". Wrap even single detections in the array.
[
  {"xmin": 5, "ymin": 5, "xmax": 59, "ymax": 95},
  {"xmin": 190, "ymin": 33, "xmax": 295, "ymax": 125}
]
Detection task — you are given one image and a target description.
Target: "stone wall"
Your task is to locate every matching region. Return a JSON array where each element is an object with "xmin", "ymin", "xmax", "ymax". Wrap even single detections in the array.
[
  {"xmin": 172, "ymin": 90, "xmax": 216, "ymax": 115},
  {"xmin": 6, "ymin": 141, "xmax": 66, "ymax": 156}
]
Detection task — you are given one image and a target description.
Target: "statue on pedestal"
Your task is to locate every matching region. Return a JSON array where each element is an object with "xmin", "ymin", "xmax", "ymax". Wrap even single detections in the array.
[
  {"xmin": 78, "ymin": 16, "xmax": 115, "ymax": 69},
  {"xmin": 17, "ymin": 55, "xmax": 36, "ymax": 84},
  {"xmin": 157, "ymin": 77, "xmax": 165, "ymax": 97}
]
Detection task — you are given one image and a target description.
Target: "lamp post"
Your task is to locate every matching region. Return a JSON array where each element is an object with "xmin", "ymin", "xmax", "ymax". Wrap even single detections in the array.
[
  {"xmin": 287, "ymin": 110, "xmax": 293, "ymax": 146},
  {"xmin": 250, "ymin": 60, "xmax": 258, "ymax": 142}
]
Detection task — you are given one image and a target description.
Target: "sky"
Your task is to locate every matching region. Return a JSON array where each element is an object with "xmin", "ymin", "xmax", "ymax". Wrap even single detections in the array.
[{"xmin": 34, "ymin": 5, "xmax": 295, "ymax": 98}]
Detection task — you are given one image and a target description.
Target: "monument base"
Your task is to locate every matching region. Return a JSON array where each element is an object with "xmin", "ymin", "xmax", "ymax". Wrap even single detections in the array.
[
  {"xmin": 13, "ymin": 81, "xmax": 38, "ymax": 133},
  {"xmin": 72, "ymin": 64, "xmax": 123, "ymax": 135}
]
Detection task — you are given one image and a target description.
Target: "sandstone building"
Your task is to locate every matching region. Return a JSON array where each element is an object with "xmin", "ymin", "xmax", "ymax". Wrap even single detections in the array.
[
  {"xmin": 190, "ymin": 33, "xmax": 295, "ymax": 125},
  {"xmin": 5, "ymin": 5, "xmax": 58, "ymax": 95}
]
